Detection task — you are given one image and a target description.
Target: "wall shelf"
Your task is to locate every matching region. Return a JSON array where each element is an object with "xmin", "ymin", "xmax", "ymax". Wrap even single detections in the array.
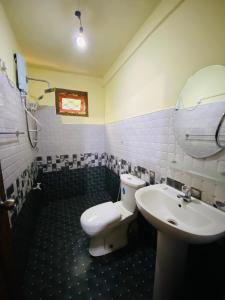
[{"xmin": 169, "ymin": 160, "xmax": 225, "ymax": 184}]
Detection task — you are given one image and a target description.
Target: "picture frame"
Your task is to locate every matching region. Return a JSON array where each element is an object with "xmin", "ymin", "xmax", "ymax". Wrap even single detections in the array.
[{"xmin": 55, "ymin": 88, "xmax": 88, "ymax": 117}]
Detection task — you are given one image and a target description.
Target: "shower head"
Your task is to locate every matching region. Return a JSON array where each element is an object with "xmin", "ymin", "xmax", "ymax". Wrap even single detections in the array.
[
  {"xmin": 44, "ymin": 88, "xmax": 55, "ymax": 93},
  {"xmin": 37, "ymin": 95, "xmax": 44, "ymax": 101}
]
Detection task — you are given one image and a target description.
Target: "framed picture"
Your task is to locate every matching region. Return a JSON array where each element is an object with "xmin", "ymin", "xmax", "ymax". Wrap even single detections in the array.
[{"xmin": 55, "ymin": 88, "xmax": 88, "ymax": 117}]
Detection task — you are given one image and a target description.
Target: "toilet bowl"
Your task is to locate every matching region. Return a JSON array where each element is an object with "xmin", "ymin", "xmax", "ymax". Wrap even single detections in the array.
[{"xmin": 80, "ymin": 174, "xmax": 145, "ymax": 256}]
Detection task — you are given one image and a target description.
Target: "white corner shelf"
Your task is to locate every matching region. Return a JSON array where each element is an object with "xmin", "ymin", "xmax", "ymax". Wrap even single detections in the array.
[{"xmin": 169, "ymin": 160, "xmax": 225, "ymax": 184}]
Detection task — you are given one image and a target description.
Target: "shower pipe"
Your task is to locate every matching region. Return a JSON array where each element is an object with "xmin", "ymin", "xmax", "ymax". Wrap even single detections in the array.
[
  {"xmin": 25, "ymin": 77, "xmax": 55, "ymax": 148},
  {"xmin": 26, "ymin": 77, "xmax": 55, "ymax": 100},
  {"xmin": 25, "ymin": 76, "xmax": 55, "ymax": 148},
  {"xmin": 23, "ymin": 77, "xmax": 50, "ymax": 148},
  {"xmin": 22, "ymin": 97, "xmax": 41, "ymax": 127},
  {"xmin": 21, "ymin": 95, "xmax": 39, "ymax": 149}
]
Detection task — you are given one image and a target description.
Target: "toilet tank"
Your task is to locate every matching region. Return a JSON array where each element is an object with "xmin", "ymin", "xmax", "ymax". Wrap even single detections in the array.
[{"xmin": 120, "ymin": 174, "xmax": 145, "ymax": 213}]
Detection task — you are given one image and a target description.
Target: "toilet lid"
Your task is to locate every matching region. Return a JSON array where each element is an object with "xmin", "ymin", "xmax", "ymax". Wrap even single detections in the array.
[{"xmin": 80, "ymin": 202, "xmax": 121, "ymax": 236}]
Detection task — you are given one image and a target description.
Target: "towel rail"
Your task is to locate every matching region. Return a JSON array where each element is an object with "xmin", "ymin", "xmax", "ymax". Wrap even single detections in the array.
[
  {"xmin": 185, "ymin": 113, "xmax": 225, "ymax": 147},
  {"xmin": 0, "ymin": 131, "xmax": 25, "ymax": 137},
  {"xmin": 185, "ymin": 133, "xmax": 225, "ymax": 144},
  {"xmin": 185, "ymin": 133, "xmax": 225, "ymax": 140}
]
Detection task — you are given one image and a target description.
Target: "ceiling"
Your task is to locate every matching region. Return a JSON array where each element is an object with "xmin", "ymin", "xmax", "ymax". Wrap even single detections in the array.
[{"xmin": 2, "ymin": 0, "xmax": 160, "ymax": 77}]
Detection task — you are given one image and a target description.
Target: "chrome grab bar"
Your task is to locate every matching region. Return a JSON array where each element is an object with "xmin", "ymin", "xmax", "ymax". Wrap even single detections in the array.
[
  {"xmin": 186, "ymin": 133, "xmax": 225, "ymax": 138},
  {"xmin": 215, "ymin": 112, "xmax": 225, "ymax": 148},
  {"xmin": 0, "ymin": 130, "xmax": 25, "ymax": 137}
]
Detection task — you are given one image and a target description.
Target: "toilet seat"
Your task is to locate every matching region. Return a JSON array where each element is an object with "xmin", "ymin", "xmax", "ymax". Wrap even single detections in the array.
[{"xmin": 80, "ymin": 201, "xmax": 121, "ymax": 236}]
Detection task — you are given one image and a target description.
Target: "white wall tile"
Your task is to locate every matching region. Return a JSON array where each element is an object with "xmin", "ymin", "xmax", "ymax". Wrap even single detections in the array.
[
  {"xmin": 36, "ymin": 107, "xmax": 105, "ymax": 158},
  {"xmin": 0, "ymin": 74, "xmax": 35, "ymax": 190},
  {"xmin": 105, "ymin": 107, "xmax": 225, "ymax": 206}
]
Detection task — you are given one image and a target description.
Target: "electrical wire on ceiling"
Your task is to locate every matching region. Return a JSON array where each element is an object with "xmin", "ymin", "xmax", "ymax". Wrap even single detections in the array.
[{"xmin": 74, "ymin": 5, "xmax": 87, "ymax": 49}]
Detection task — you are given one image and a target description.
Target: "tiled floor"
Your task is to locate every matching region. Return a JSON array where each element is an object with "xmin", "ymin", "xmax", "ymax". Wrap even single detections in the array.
[{"xmin": 23, "ymin": 192, "xmax": 156, "ymax": 300}]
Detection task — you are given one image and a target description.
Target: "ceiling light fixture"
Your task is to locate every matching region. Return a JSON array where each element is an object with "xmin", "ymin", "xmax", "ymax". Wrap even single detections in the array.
[{"xmin": 75, "ymin": 10, "xmax": 87, "ymax": 50}]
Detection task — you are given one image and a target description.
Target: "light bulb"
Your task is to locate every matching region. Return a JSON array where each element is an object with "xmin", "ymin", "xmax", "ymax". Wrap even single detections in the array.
[{"xmin": 76, "ymin": 33, "xmax": 87, "ymax": 49}]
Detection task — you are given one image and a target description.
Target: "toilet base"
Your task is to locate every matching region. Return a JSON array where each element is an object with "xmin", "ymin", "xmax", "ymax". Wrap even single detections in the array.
[{"xmin": 89, "ymin": 222, "xmax": 129, "ymax": 257}]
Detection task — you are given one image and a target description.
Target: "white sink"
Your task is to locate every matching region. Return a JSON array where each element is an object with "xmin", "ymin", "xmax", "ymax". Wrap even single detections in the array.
[
  {"xmin": 135, "ymin": 184, "xmax": 225, "ymax": 243},
  {"xmin": 135, "ymin": 184, "xmax": 225, "ymax": 300}
]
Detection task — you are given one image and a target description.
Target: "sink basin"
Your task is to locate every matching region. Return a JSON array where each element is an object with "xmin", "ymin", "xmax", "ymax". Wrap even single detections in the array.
[
  {"xmin": 135, "ymin": 184, "xmax": 225, "ymax": 300},
  {"xmin": 135, "ymin": 184, "xmax": 225, "ymax": 244}
]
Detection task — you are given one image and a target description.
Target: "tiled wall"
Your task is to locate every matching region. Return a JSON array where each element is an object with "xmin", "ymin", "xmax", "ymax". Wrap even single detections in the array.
[
  {"xmin": 36, "ymin": 153, "xmax": 106, "ymax": 173},
  {"xmin": 0, "ymin": 73, "xmax": 37, "ymax": 225},
  {"xmin": 36, "ymin": 107, "xmax": 104, "ymax": 157},
  {"xmin": 6, "ymin": 161, "xmax": 38, "ymax": 226},
  {"xmin": 1, "ymin": 70, "xmax": 220, "ymax": 212},
  {"xmin": 35, "ymin": 102, "xmax": 225, "ymax": 207},
  {"xmin": 105, "ymin": 108, "xmax": 225, "ymax": 206},
  {"xmin": 105, "ymin": 154, "xmax": 156, "ymax": 185},
  {"xmin": 35, "ymin": 106, "xmax": 106, "ymax": 182},
  {"xmin": 38, "ymin": 166, "xmax": 117, "ymax": 201},
  {"xmin": 1, "ymin": 66, "xmax": 223, "ymax": 229},
  {"xmin": 0, "ymin": 74, "xmax": 35, "ymax": 188}
]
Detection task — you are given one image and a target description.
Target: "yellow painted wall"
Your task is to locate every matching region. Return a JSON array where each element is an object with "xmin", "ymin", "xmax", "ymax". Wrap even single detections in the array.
[
  {"xmin": 2, "ymin": 0, "xmax": 225, "ymax": 125},
  {"xmin": 104, "ymin": 0, "xmax": 225, "ymax": 123},
  {"xmin": 27, "ymin": 66, "xmax": 105, "ymax": 124},
  {"xmin": 0, "ymin": 3, "xmax": 19, "ymax": 83}
]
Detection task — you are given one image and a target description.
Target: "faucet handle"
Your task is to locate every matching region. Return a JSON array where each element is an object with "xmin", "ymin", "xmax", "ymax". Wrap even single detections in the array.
[
  {"xmin": 160, "ymin": 177, "xmax": 166, "ymax": 184},
  {"xmin": 182, "ymin": 185, "xmax": 191, "ymax": 197},
  {"xmin": 182, "ymin": 185, "xmax": 188, "ymax": 191},
  {"xmin": 214, "ymin": 201, "xmax": 225, "ymax": 212}
]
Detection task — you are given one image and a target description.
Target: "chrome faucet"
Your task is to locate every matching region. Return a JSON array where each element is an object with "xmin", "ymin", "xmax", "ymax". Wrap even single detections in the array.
[
  {"xmin": 177, "ymin": 185, "xmax": 192, "ymax": 202},
  {"xmin": 214, "ymin": 201, "xmax": 225, "ymax": 212}
]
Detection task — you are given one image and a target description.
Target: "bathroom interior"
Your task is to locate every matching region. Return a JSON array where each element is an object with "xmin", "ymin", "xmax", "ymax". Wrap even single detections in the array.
[{"xmin": 0, "ymin": 0, "xmax": 225, "ymax": 299}]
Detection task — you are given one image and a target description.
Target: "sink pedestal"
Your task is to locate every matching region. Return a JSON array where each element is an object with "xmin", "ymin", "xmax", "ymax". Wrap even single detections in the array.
[{"xmin": 153, "ymin": 231, "xmax": 188, "ymax": 300}]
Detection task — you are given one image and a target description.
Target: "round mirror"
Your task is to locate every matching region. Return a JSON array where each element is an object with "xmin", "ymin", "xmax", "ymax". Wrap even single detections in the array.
[{"xmin": 174, "ymin": 65, "xmax": 225, "ymax": 158}]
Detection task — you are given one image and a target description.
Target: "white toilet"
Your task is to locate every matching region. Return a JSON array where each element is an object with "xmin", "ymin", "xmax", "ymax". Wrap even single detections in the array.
[{"xmin": 80, "ymin": 174, "xmax": 145, "ymax": 256}]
